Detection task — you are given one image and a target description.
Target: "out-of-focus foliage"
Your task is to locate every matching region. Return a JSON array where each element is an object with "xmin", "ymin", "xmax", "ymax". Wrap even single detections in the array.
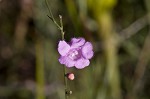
[{"xmin": 0, "ymin": 0, "xmax": 150, "ymax": 99}]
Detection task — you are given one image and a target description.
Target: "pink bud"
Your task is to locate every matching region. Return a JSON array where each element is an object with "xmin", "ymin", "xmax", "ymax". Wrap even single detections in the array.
[{"xmin": 67, "ymin": 73, "xmax": 75, "ymax": 80}]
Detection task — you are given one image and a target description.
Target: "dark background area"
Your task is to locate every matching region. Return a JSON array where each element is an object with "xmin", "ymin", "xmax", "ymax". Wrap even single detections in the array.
[{"xmin": 0, "ymin": 0, "xmax": 150, "ymax": 99}]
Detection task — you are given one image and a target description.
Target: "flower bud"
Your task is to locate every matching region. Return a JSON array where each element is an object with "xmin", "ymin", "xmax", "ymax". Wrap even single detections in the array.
[
  {"xmin": 66, "ymin": 90, "xmax": 72, "ymax": 95},
  {"xmin": 66, "ymin": 73, "xmax": 75, "ymax": 80}
]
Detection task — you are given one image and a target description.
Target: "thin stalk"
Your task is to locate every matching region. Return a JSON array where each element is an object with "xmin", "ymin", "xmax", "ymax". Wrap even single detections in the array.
[
  {"xmin": 59, "ymin": 15, "xmax": 69, "ymax": 99},
  {"xmin": 64, "ymin": 67, "xmax": 68, "ymax": 99},
  {"xmin": 45, "ymin": 0, "xmax": 61, "ymax": 29},
  {"xmin": 45, "ymin": 1, "xmax": 69, "ymax": 99},
  {"xmin": 59, "ymin": 15, "xmax": 65, "ymax": 40}
]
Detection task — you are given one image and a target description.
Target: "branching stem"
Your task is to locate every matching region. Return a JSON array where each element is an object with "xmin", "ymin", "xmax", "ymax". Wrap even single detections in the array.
[{"xmin": 45, "ymin": 0, "xmax": 68, "ymax": 99}]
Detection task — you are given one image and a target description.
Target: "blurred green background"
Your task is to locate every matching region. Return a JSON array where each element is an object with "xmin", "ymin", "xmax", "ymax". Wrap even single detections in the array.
[{"xmin": 0, "ymin": 0, "xmax": 150, "ymax": 99}]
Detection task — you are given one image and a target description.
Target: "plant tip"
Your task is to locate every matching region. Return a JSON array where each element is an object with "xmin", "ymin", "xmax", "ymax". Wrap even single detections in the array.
[{"xmin": 59, "ymin": 15, "xmax": 62, "ymax": 19}]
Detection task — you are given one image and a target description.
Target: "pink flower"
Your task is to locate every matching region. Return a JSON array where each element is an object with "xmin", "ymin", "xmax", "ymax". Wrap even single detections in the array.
[{"xmin": 58, "ymin": 37, "xmax": 94, "ymax": 69}]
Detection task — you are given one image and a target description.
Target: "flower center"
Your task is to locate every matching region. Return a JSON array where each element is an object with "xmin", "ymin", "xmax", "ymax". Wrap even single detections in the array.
[{"xmin": 68, "ymin": 49, "xmax": 80, "ymax": 60}]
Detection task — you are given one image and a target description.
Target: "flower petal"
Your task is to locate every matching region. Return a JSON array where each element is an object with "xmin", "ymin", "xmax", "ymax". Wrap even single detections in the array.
[
  {"xmin": 75, "ymin": 58, "xmax": 90, "ymax": 69},
  {"xmin": 82, "ymin": 42, "xmax": 94, "ymax": 59},
  {"xmin": 58, "ymin": 41, "xmax": 70, "ymax": 56},
  {"xmin": 70, "ymin": 38, "xmax": 85, "ymax": 47},
  {"xmin": 59, "ymin": 56, "xmax": 75, "ymax": 67}
]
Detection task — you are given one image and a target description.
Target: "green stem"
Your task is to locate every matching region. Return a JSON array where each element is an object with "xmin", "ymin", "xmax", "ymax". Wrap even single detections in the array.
[
  {"xmin": 59, "ymin": 15, "xmax": 65, "ymax": 40},
  {"xmin": 59, "ymin": 15, "xmax": 69, "ymax": 99},
  {"xmin": 45, "ymin": 0, "xmax": 61, "ymax": 29},
  {"xmin": 64, "ymin": 66, "xmax": 68, "ymax": 99},
  {"xmin": 45, "ymin": 1, "xmax": 69, "ymax": 98}
]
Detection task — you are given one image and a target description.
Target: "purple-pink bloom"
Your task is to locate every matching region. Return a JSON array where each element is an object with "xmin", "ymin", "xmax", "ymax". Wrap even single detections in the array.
[{"xmin": 58, "ymin": 37, "xmax": 94, "ymax": 69}]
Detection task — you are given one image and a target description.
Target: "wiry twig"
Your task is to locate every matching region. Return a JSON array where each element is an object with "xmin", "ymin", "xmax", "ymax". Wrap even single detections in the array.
[
  {"xmin": 45, "ymin": 0, "xmax": 61, "ymax": 29},
  {"xmin": 45, "ymin": 0, "xmax": 69, "ymax": 99},
  {"xmin": 119, "ymin": 15, "xmax": 148, "ymax": 41},
  {"xmin": 133, "ymin": 31, "xmax": 150, "ymax": 94},
  {"xmin": 132, "ymin": 0, "xmax": 150, "ymax": 96}
]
